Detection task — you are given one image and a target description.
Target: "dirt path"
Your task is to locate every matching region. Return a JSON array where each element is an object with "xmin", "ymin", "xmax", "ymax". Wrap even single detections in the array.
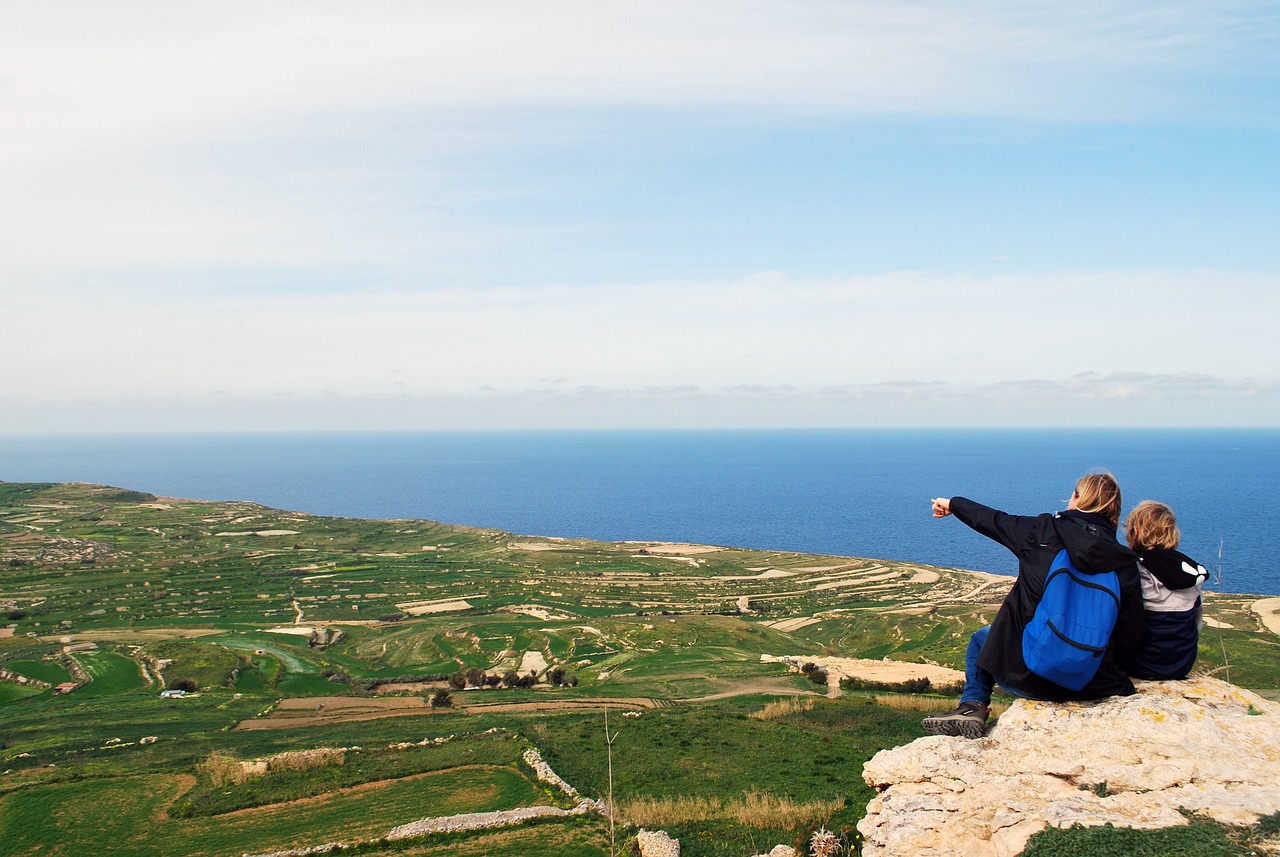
[
  {"xmin": 462, "ymin": 698, "xmax": 657, "ymax": 714},
  {"xmin": 685, "ymin": 676, "xmax": 818, "ymax": 702},
  {"xmin": 952, "ymin": 575, "xmax": 1010, "ymax": 602},
  {"xmin": 761, "ymin": 654, "xmax": 965, "ymax": 699},
  {"xmin": 519, "ymin": 650, "xmax": 548, "ymax": 675},
  {"xmin": 217, "ymin": 766, "xmax": 506, "ymax": 819},
  {"xmin": 237, "ymin": 695, "xmax": 658, "ymax": 729},
  {"xmin": 237, "ymin": 707, "xmax": 442, "ymax": 730},
  {"xmin": 1251, "ymin": 598, "xmax": 1280, "ymax": 635}
]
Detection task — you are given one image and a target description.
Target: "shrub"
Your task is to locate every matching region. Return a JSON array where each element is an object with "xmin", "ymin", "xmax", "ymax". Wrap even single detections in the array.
[
  {"xmin": 430, "ymin": 688, "xmax": 453, "ymax": 708},
  {"xmin": 621, "ymin": 790, "xmax": 843, "ymax": 828},
  {"xmin": 7, "ymin": 609, "xmax": 25, "ymax": 620},
  {"xmin": 806, "ymin": 668, "xmax": 829, "ymax": 686},
  {"xmin": 266, "ymin": 748, "xmax": 345, "ymax": 773},
  {"xmin": 843, "ymin": 676, "xmax": 966, "ymax": 695},
  {"xmin": 170, "ymin": 677, "xmax": 199, "ymax": 692},
  {"xmin": 751, "ymin": 697, "xmax": 814, "ymax": 721}
]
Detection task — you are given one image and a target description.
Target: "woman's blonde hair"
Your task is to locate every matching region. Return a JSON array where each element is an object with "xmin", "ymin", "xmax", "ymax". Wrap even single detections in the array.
[
  {"xmin": 1125, "ymin": 500, "xmax": 1180, "ymax": 551},
  {"xmin": 1073, "ymin": 471, "xmax": 1123, "ymax": 528}
]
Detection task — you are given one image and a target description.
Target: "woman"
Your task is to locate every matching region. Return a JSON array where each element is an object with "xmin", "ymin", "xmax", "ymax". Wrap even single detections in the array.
[
  {"xmin": 922, "ymin": 472, "xmax": 1146, "ymax": 739},
  {"xmin": 1119, "ymin": 500, "xmax": 1207, "ymax": 680}
]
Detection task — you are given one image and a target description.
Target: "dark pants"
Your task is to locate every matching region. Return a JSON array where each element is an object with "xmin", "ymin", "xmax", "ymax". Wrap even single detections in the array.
[{"xmin": 959, "ymin": 625, "xmax": 1033, "ymax": 706}]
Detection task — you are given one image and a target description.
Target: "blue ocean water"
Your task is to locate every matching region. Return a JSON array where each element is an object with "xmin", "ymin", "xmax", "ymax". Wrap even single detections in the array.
[{"xmin": 0, "ymin": 429, "xmax": 1275, "ymax": 595}]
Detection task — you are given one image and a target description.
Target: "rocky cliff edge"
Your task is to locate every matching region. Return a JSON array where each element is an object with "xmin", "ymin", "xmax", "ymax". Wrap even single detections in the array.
[{"xmin": 857, "ymin": 676, "xmax": 1280, "ymax": 856}]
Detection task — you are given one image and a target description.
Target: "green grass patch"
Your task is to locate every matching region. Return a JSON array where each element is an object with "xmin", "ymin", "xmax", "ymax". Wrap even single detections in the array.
[
  {"xmin": 0, "ymin": 764, "xmax": 547, "ymax": 857},
  {"xmin": 0, "ymin": 691, "xmax": 265, "ymax": 762},
  {"xmin": 0, "ymin": 682, "xmax": 45, "ymax": 705},
  {"xmin": 174, "ymin": 732, "xmax": 525, "ymax": 817},
  {"xmin": 1021, "ymin": 813, "xmax": 1275, "ymax": 857},
  {"xmin": 371, "ymin": 816, "xmax": 611, "ymax": 856},
  {"xmin": 278, "ymin": 672, "xmax": 347, "ymax": 695},
  {"xmin": 70, "ymin": 651, "xmax": 146, "ymax": 698},
  {"xmin": 1195, "ymin": 631, "xmax": 1280, "ymax": 689},
  {"xmin": 146, "ymin": 639, "xmax": 240, "ymax": 691},
  {"xmin": 660, "ymin": 819, "xmax": 827, "ymax": 857},
  {"xmin": 534, "ymin": 697, "xmax": 923, "ymax": 840},
  {"xmin": 4, "ymin": 659, "xmax": 73, "ymax": 685},
  {"xmin": 231, "ymin": 658, "xmax": 273, "ymax": 691}
]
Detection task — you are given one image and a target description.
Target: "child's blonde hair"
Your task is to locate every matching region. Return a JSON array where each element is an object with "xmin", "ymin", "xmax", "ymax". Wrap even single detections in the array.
[
  {"xmin": 1074, "ymin": 471, "xmax": 1123, "ymax": 528},
  {"xmin": 1125, "ymin": 500, "xmax": 1181, "ymax": 550}
]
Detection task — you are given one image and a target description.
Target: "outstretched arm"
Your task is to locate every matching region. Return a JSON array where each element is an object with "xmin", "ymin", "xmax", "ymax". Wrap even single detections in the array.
[{"xmin": 943, "ymin": 496, "xmax": 1041, "ymax": 557}]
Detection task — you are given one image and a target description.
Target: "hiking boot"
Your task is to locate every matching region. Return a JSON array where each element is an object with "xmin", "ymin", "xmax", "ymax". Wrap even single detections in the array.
[{"xmin": 922, "ymin": 701, "xmax": 990, "ymax": 739}]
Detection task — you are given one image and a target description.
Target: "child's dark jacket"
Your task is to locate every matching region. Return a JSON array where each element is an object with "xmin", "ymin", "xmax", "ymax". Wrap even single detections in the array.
[
  {"xmin": 1120, "ymin": 547, "xmax": 1207, "ymax": 680},
  {"xmin": 950, "ymin": 497, "xmax": 1146, "ymax": 701}
]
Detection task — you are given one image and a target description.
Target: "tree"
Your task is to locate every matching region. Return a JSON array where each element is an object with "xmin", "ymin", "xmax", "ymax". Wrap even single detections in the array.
[{"xmin": 430, "ymin": 688, "xmax": 453, "ymax": 708}]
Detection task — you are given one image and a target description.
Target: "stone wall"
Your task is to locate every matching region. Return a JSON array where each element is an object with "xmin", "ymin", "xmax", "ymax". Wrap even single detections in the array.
[{"xmin": 244, "ymin": 741, "xmax": 606, "ymax": 857}]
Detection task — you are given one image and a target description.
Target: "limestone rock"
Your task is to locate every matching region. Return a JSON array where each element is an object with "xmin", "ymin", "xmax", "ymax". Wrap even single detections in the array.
[
  {"xmin": 857, "ymin": 677, "xmax": 1280, "ymax": 857},
  {"xmin": 636, "ymin": 828, "xmax": 680, "ymax": 857}
]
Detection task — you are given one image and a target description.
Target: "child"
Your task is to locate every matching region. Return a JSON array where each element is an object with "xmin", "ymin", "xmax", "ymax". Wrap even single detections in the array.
[{"xmin": 1120, "ymin": 500, "xmax": 1208, "ymax": 680}]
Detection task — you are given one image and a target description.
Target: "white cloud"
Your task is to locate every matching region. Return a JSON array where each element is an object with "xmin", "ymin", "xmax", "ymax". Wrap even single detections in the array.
[
  {"xmin": 1, "ymin": 2, "xmax": 1274, "ymax": 277},
  {"xmin": 5, "ymin": 2, "xmax": 1272, "ymax": 168},
  {"xmin": 3, "ymin": 268, "xmax": 1276, "ymax": 431},
  {"xmin": 3, "ymin": 3, "xmax": 1277, "ymax": 432},
  {"xmin": 990, "ymin": 371, "xmax": 1267, "ymax": 401}
]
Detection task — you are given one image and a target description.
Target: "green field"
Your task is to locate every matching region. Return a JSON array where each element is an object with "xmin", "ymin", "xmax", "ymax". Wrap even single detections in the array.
[
  {"xmin": 2, "ymin": 481, "xmax": 1278, "ymax": 857},
  {"xmin": 0, "ymin": 765, "xmax": 546, "ymax": 857}
]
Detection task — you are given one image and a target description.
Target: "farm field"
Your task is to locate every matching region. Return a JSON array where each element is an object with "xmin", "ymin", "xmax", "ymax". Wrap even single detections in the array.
[{"xmin": 2, "ymin": 481, "xmax": 1279, "ymax": 856}]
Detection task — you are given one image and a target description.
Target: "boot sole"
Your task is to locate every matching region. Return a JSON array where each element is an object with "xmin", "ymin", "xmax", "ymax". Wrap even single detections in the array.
[{"xmin": 922, "ymin": 716, "xmax": 986, "ymax": 739}]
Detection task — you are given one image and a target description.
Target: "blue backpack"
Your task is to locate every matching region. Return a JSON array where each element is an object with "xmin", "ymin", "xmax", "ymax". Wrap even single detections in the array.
[{"xmin": 1022, "ymin": 549, "xmax": 1121, "ymax": 691}]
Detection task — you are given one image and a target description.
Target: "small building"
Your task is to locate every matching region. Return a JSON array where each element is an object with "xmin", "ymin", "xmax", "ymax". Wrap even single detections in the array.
[
  {"xmin": 53, "ymin": 683, "xmax": 78, "ymax": 695},
  {"xmin": 159, "ymin": 689, "xmax": 187, "ymax": 699}
]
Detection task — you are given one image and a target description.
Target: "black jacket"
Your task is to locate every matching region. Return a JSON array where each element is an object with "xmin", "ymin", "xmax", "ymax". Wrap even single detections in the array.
[
  {"xmin": 1120, "ymin": 547, "xmax": 1206, "ymax": 680},
  {"xmin": 950, "ymin": 497, "xmax": 1146, "ymax": 701}
]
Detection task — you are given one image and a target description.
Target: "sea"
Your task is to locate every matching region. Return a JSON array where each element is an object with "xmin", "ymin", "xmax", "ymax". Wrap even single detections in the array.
[{"xmin": 0, "ymin": 429, "xmax": 1276, "ymax": 596}]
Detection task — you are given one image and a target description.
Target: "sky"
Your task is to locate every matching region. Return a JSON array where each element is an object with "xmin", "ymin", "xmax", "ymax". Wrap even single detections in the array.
[{"xmin": 3, "ymin": 1, "xmax": 1279, "ymax": 433}]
